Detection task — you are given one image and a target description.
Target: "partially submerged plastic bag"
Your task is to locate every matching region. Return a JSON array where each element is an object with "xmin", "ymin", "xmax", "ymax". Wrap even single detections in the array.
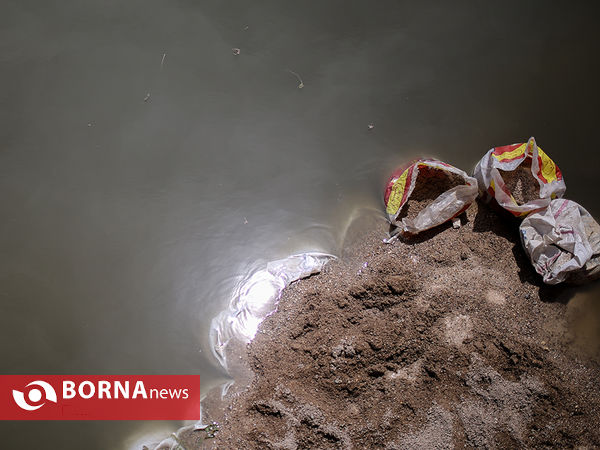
[
  {"xmin": 384, "ymin": 158, "xmax": 478, "ymax": 236},
  {"xmin": 473, "ymin": 137, "xmax": 566, "ymax": 217},
  {"xmin": 520, "ymin": 199, "xmax": 600, "ymax": 284},
  {"xmin": 209, "ymin": 252, "xmax": 335, "ymax": 370}
]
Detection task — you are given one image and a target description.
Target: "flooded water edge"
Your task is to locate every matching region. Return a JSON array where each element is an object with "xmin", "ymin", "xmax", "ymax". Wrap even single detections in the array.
[{"xmin": 1, "ymin": 0, "xmax": 599, "ymax": 448}]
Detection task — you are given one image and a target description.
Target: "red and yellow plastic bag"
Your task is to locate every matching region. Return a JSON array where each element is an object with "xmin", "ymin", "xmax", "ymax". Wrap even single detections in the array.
[
  {"xmin": 384, "ymin": 159, "xmax": 478, "ymax": 236},
  {"xmin": 473, "ymin": 137, "xmax": 566, "ymax": 217}
]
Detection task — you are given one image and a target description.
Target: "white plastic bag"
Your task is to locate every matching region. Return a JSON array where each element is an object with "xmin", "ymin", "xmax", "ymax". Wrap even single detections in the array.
[
  {"xmin": 209, "ymin": 252, "xmax": 335, "ymax": 370},
  {"xmin": 520, "ymin": 199, "xmax": 600, "ymax": 284}
]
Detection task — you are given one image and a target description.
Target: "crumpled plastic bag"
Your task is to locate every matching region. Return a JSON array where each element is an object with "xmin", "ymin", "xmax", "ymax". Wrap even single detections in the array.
[
  {"xmin": 384, "ymin": 158, "xmax": 478, "ymax": 236},
  {"xmin": 209, "ymin": 252, "xmax": 335, "ymax": 370},
  {"xmin": 473, "ymin": 137, "xmax": 566, "ymax": 217},
  {"xmin": 520, "ymin": 199, "xmax": 600, "ymax": 284}
]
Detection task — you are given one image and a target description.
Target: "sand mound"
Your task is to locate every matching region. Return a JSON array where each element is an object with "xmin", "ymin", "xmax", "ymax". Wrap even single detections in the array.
[{"xmin": 192, "ymin": 201, "xmax": 600, "ymax": 449}]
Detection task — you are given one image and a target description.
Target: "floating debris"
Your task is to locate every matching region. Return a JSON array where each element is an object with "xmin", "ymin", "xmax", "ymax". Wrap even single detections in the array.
[
  {"xmin": 232, "ymin": 48, "xmax": 241, "ymax": 56},
  {"xmin": 143, "ymin": 93, "xmax": 151, "ymax": 102},
  {"xmin": 368, "ymin": 123, "xmax": 375, "ymax": 130},
  {"xmin": 286, "ymin": 69, "xmax": 304, "ymax": 89},
  {"xmin": 160, "ymin": 52, "xmax": 166, "ymax": 69}
]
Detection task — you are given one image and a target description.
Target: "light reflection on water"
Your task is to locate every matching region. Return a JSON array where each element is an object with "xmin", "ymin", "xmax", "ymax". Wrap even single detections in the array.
[{"xmin": 1, "ymin": 0, "xmax": 599, "ymax": 448}]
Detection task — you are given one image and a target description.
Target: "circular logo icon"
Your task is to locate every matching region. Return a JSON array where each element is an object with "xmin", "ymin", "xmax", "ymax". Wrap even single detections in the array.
[{"xmin": 12, "ymin": 380, "xmax": 57, "ymax": 411}]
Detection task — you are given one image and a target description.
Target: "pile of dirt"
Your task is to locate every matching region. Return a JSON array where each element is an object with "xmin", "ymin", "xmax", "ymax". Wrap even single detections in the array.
[
  {"xmin": 500, "ymin": 160, "xmax": 540, "ymax": 205},
  {"xmin": 397, "ymin": 166, "xmax": 465, "ymax": 221},
  {"xmin": 193, "ymin": 201, "xmax": 599, "ymax": 449}
]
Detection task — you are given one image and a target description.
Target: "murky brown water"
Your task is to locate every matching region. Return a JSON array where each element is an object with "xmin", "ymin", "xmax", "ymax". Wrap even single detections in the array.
[{"xmin": 1, "ymin": 1, "xmax": 599, "ymax": 448}]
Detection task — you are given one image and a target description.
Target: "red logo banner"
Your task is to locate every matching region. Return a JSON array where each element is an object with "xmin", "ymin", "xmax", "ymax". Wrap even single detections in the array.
[{"xmin": 0, "ymin": 375, "xmax": 200, "ymax": 420}]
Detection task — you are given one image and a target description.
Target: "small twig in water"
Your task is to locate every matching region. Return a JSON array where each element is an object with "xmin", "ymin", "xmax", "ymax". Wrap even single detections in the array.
[
  {"xmin": 286, "ymin": 69, "xmax": 304, "ymax": 89},
  {"xmin": 160, "ymin": 53, "xmax": 166, "ymax": 69},
  {"xmin": 143, "ymin": 93, "xmax": 151, "ymax": 102}
]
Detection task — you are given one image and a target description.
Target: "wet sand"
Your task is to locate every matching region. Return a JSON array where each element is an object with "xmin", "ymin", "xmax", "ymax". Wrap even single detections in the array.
[{"xmin": 189, "ymin": 201, "xmax": 599, "ymax": 448}]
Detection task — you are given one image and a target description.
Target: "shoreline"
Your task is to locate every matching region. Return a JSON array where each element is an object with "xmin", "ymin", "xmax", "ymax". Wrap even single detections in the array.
[{"xmin": 193, "ymin": 201, "xmax": 599, "ymax": 448}]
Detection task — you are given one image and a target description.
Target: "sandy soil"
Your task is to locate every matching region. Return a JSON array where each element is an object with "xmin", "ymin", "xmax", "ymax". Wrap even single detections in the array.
[
  {"xmin": 186, "ymin": 201, "xmax": 600, "ymax": 449},
  {"xmin": 499, "ymin": 160, "xmax": 540, "ymax": 205}
]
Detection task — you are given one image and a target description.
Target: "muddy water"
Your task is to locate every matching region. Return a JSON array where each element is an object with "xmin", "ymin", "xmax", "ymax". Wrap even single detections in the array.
[{"xmin": 1, "ymin": 1, "xmax": 599, "ymax": 448}]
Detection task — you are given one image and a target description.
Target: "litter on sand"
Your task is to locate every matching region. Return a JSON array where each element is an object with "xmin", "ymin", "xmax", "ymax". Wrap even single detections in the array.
[
  {"xmin": 209, "ymin": 252, "xmax": 335, "ymax": 370},
  {"xmin": 384, "ymin": 159, "xmax": 478, "ymax": 238},
  {"xmin": 520, "ymin": 199, "xmax": 600, "ymax": 284},
  {"xmin": 382, "ymin": 138, "xmax": 598, "ymax": 285},
  {"xmin": 473, "ymin": 137, "xmax": 566, "ymax": 217}
]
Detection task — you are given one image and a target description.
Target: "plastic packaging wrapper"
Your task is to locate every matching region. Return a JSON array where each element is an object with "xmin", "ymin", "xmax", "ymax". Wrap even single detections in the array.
[
  {"xmin": 209, "ymin": 252, "xmax": 335, "ymax": 370},
  {"xmin": 473, "ymin": 137, "xmax": 566, "ymax": 217},
  {"xmin": 520, "ymin": 199, "xmax": 600, "ymax": 284},
  {"xmin": 384, "ymin": 158, "xmax": 478, "ymax": 236}
]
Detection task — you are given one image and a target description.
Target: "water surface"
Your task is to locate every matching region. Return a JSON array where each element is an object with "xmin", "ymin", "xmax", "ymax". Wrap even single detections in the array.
[{"xmin": 1, "ymin": 1, "xmax": 599, "ymax": 448}]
